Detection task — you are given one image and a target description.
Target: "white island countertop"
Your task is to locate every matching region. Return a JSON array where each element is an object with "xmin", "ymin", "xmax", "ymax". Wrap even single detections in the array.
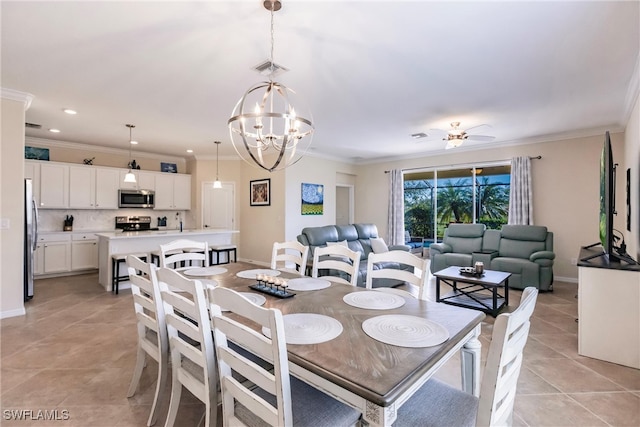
[
  {"xmin": 96, "ymin": 229, "xmax": 239, "ymax": 240},
  {"xmin": 97, "ymin": 229, "xmax": 238, "ymax": 291}
]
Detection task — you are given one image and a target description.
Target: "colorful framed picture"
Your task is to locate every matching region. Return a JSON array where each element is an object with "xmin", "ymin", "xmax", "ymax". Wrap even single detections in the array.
[
  {"xmin": 301, "ymin": 183, "xmax": 324, "ymax": 215},
  {"xmin": 250, "ymin": 178, "xmax": 270, "ymax": 206},
  {"xmin": 24, "ymin": 146, "xmax": 50, "ymax": 161},
  {"xmin": 161, "ymin": 162, "xmax": 177, "ymax": 173}
]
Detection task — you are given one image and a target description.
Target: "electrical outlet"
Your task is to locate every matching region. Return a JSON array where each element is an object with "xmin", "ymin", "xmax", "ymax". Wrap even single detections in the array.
[{"xmin": 570, "ymin": 258, "xmax": 577, "ymax": 265}]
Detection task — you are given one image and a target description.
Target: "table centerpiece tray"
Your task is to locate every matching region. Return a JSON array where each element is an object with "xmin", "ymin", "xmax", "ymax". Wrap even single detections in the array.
[
  {"xmin": 249, "ymin": 283, "xmax": 296, "ymax": 299},
  {"xmin": 458, "ymin": 267, "xmax": 484, "ymax": 277}
]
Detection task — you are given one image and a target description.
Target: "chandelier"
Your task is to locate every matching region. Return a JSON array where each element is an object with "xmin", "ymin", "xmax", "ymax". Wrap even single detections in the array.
[{"xmin": 228, "ymin": 0, "xmax": 314, "ymax": 172}]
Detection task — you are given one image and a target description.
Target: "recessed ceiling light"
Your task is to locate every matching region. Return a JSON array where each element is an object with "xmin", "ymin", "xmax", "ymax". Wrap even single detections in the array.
[
  {"xmin": 130, "ymin": 140, "xmax": 139, "ymax": 145},
  {"xmin": 186, "ymin": 149, "xmax": 193, "ymax": 153},
  {"xmin": 63, "ymin": 109, "xmax": 77, "ymax": 115},
  {"xmin": 49, "ymin": 128, "xmax": 61, "ymax": 133}
]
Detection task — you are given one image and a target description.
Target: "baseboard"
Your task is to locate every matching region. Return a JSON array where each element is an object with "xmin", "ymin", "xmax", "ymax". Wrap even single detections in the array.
[{"xmin": 1, "ymin": 307, "xmax": 27, "ymax": 319}]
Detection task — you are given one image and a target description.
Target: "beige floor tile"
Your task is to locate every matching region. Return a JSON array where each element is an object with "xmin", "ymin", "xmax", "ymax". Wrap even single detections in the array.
[
  {"xmin": 514, "ymin": 394, "xmax": 608, "ymax": 426},
  {"xmin": 574, "ymin": 356, "xmax": 640, "ymax": 391},
  {"xmin": 526, "ymin": 358, "xmax": 624, "ymax": 393},
  {"xmin": 568, "ymin": 392, "xmax": 640, "ymax": 426}
]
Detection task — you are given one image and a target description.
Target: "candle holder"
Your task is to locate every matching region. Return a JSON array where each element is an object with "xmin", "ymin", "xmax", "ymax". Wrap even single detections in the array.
[{"xmin": 250, "ymin": 276, "xmax": 295, "ymax": 298}]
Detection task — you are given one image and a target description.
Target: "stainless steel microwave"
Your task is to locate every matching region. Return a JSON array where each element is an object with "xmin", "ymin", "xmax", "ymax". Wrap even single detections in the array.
[{"xmin": 118, "ymin": 189, "xmax": 155, "ymax": 208}]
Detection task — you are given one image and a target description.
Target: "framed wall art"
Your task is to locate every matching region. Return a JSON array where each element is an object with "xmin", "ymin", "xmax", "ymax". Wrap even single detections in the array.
[
  {"xmin": 161, "ymin": 162, "xmax": 177, "ymax": 173},
  {"xmin": 250, "ymin": 178, "xmax": 270, "ymax": 206},
  {"xmin": 301, "ymin": 183, "xmax": 324, "ymax": 215},
  {"xmin": 24, "ymin": 146, "xmax": 50, "ymax": 161}
]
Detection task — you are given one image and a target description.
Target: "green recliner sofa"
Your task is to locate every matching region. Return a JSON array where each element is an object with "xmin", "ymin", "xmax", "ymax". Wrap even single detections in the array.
[{"xmin": 429, "ymin": 224, "xmax": 555, "ymax": 291}]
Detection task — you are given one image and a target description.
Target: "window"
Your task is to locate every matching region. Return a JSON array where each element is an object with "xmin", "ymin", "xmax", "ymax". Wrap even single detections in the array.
[{"xmin": 404, "ymin": 164, "xmax": 510, "ymax": 244}]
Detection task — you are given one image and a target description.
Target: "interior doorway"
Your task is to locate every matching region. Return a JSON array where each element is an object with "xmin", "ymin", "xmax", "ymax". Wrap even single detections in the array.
[
  {"xmin": 202, "ymin": 182, "xmax": 235, "ymax": 230},
  {"xmin": 336, "ymin": 185, "xmax": 354, "ymax": 225}
]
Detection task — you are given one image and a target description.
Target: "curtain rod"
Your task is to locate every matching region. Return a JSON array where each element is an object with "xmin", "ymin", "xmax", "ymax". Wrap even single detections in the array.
[{"xmin": 384, "ymin": 155, "xmax": 542, "ymax": 173}]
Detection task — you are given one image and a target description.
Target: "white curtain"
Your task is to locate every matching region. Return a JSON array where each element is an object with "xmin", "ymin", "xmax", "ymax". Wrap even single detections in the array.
[
  {"xmin": 387, "ymin": 169, "xmax": 405, "ymax": 245},
  {"xmin": 508, "ymin": 156, "xmax": 534, "ymax": 225}
]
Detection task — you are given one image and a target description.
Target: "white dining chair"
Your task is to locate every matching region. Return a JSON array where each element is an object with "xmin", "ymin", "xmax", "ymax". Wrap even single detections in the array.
[
  {"xmin": 208, "ymin": 286, "xmax": 362, "ymax": 427},
  {"xmin": 159, "ymin": 239, "xmax": 209, "ymax": 271},
  {"xmin": 271, "ymin": 240, "xmax": 309, "ymax": 274},
  {"xmin": 395, "ymin": 287, "xmax": 539, "ymax": 426},
  {"xmin": 312, "ymin": 244, "xmax": 361, "ymax": 286},
  {"xmin": 365, "ymin": 250, "xmax": 429, "ymax": 300},
  {"xmin": 126, "ymin": 255, "xmax": 168, "ymax": 427},
  {"xmin": 156, "ymin": 267, "xmax": 217, "ymax": 427}
]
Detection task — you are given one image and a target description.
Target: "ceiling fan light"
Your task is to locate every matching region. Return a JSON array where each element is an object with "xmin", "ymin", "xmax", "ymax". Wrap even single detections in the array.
[{"xmin": 213, "ymin": 180, "xmax": 222, "ymax": 189}]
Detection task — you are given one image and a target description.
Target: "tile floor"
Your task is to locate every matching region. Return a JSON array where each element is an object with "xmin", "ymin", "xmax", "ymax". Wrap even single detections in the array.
[{"xmin": 1, "ymin": 273, "xmax": 638, "ymax": 426}]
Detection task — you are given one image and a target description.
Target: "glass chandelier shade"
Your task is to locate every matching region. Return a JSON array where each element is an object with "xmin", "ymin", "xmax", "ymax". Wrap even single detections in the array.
[
  {"xmin": 124, "ymin": 124, "xmax": 137, "ymax": 183},
  {"xmin": 227, "ymin": 0, "xmax": 314, "ymax": 172}
]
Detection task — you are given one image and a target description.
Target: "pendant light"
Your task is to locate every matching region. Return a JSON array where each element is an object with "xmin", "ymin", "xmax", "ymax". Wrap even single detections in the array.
[
  {"xmin": 213, "ymin": 140, "xmax": 222, "ymax": 189},
  {"xmin": 123, "ymin": 124, "xmax": 137, "ymax": 184},
  {"xmin": 228, "ymin": 0, "xmax": 314, "ymax": 172}
]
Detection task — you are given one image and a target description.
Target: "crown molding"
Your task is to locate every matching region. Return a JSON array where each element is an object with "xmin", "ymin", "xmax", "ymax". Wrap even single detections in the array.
[
  {"xmin": 25, "ymin": 136, "xmax": 187, "ymax": 163},
  {"xmin": 1, "ymin": 88, "xmax": 34, "ymax": 110},
  {"xmin": 192, "ymin": 154, "xmax": 242, "ymax": 161}
]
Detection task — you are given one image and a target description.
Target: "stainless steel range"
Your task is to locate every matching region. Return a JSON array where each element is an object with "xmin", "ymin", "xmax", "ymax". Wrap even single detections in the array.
[{"xmin": 115, "ymin": 216, "xmax": 158, "ymax": 232}]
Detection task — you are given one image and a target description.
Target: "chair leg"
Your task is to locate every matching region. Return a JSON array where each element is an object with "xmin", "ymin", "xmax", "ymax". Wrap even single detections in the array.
[
  {"xmin": 127, "ymin": 347, "xmax": 146, "ymax": 398},
  {"xmin": 164, "ymin": 375, "xmax": 182, "ymax": 427},
  {"xmin": 147, "ymin": 354, "xmax": 169, "ymax": 427}
]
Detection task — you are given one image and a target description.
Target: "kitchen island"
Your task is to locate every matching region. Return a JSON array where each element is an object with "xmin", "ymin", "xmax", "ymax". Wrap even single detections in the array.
[{"xmin": 96, "ymin": 229, "xmax": 239, "ymax": 291}]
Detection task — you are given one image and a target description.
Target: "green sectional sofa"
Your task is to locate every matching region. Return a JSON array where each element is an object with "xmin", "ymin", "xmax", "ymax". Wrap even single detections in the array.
[{"xmin": 429, "ymin": 224, "xmax": 555, "ymax": 291}]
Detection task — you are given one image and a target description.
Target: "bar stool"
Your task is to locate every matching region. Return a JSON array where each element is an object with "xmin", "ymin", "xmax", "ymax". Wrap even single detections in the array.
[
  {"xmin": 209, "ymin": 244, "xmax": 237, "ymax": 265},
  {"xmin": 112, "ymin": 252, "xmax": 148, "ymax": 294}
]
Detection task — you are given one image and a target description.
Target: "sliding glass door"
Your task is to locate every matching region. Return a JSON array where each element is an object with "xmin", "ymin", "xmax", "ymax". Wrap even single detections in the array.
[{"xmin": 404, "ymin": 164, "xmax": 510, "ymax": 247}]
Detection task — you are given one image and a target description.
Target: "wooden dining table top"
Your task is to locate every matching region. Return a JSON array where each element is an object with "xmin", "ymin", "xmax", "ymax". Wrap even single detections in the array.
[{"xmin": 192, "ymin": 261, "xmax": 486, "ymax": 407}]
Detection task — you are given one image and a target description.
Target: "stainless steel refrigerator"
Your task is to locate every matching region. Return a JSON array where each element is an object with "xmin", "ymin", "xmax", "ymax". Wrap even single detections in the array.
[{"xmin": 24, "ymin": 178, "xmax": 39, "ymax": 300}]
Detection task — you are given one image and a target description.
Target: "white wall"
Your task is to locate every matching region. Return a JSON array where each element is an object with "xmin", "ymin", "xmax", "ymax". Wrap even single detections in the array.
[
  {"xmin": 1, "ymin": 90, "xmax": 32, "ymax": 318},
  {"xmin": 624, "ymin": 94, "xmax": 639, "ymax": 260}
]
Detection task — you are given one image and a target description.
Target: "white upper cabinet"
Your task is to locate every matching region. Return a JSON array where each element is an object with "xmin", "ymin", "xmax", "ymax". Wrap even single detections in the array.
[
  {"xmin": 69, "ymin": 166, "xmax": 119, "ymax": 209},
  {"xmin": 154, "ymin": 173, "xmax": 191, "ymax": 210},
  {"xmin": 119, "ymin": 170, "xmax": 156, "ymax": 191},
  {"xmin": 25, "ymin": 160, "xmax": 41, "ymax": 205},
  {"xmin": 39, "ymin": 162, "xmax": 69, "ymax": 209}
]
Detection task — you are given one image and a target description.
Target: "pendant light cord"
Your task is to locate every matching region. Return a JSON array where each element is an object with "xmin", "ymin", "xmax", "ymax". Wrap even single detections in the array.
[{"xmin": 269, "ymin": 3, "xmax": 275, "ymax": 80}]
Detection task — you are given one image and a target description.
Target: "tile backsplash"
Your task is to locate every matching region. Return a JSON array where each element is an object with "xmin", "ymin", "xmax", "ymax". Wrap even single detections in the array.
[{"xmin": 39, "ymin": 209, "xmax": 193, "ymax": 232}]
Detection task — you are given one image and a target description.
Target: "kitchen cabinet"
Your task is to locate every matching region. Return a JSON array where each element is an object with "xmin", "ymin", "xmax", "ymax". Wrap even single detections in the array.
[
  {"xmin": 39, "ymin": 162, "xmax": 69, "ymax": 209},
  {"xmin": 155, "ymin": 173, "xmax": 191, "ymax": 210},
  {"xmin": 25, "ymin": 160, "xmax": 41, "ymax": 205},
  {"xmin": 36, "ymin": 233, "xmax": 71, "ymax": 274},
  {"xmin": 69, "ymin": 166, "xmax": 119, "ymax": 209},
  {"xmin": 71, "ymin": 233, "xmax": 99, "ymax": 270},
  {"xmin": 119, "ymin": 170, "xmax": 156, "ymax": 191}
]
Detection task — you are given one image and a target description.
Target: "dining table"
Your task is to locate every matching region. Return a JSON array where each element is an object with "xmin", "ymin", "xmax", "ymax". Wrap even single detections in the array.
[{"xmin": 183, "ymin": 261, "xmax": 485, "ymax": 427}]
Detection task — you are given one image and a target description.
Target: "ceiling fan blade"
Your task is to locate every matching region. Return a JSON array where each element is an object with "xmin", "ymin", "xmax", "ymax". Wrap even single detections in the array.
[
  {"xmin": 464, "ymin": 124, "xmax": 492, "ymax": 134},
  {"xmin": 466, "ymin": 135, "xmax": 496, "ymax": 142}
]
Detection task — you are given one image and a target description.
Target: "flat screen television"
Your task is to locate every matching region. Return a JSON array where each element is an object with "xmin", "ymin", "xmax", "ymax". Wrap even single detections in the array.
[{"xmin": 598, "ymin": 131, "xmax": 620, "ymax": 263}]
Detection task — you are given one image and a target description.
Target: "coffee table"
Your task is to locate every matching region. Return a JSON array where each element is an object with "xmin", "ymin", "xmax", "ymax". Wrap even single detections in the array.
[{"xmin": 434, "ymin": 266, "xmax": 511, "ymax": 317}]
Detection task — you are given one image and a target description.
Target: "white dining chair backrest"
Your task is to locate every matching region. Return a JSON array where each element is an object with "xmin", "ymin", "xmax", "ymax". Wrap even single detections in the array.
[
  {"xmin": 477, "ymin": 286, "xmax": 538, "ymax": 426},
  {"xmin": 271, "ymin": 240, "xmax": 310, "ymax": 274},
  {"xmin": 126, "ymin": 255, "xmax": 168, "ymax": 427},
  {"xmin": 208, "ymin": 286, "xmax": 362, "ymax": 427},
  {"xmin": 312, "ymin": 244, "xmax": 361, "ymax": 286},
  {"xmin": 395, "ymin": 287, "xmax": 538, "ymax": 427},
  {"xmin": 156, "ymin": 267, "xmax": 217, "ymax": 427},
  {"xmin": 159, "ymin": 239, "xmax": 209, "ymax": 270},
  {"xmin": 365, "ymin": 250, "xmax": 429, "ymax": 300}
]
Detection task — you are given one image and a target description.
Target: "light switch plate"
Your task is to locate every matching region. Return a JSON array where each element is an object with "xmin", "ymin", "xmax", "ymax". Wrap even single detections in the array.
[{"xmin": 0, "ymin": 218, "xmax": 10, "ymax": 229}]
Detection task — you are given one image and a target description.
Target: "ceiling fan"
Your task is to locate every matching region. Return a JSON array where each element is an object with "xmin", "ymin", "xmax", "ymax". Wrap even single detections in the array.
[{"xmin": 413, "ymin": 121, "xmax": 496, "ymax": 150}]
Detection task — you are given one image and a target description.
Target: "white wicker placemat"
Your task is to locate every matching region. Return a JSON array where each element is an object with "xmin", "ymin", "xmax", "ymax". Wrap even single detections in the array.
[
  {"xmin": 362, "ymin": 315, "xmax": 449, "ymax": 348},
  {"xmin": 183, "ymin": 266, "xmax": 227, "ymax": 276},
  {"xmin": 236, "ymin": 269, "xmax": 281, "ymax": 279},
  {"xmin": 262, "ymin": 313, "xmax": 343, "ymax": 345},
  {"xmin": 287, "ymin": 278, "xmax": 331, "ymax": 291},
  {"xmin": 343, "ymin": 291, "xmax": 406, "ymax": 310}
]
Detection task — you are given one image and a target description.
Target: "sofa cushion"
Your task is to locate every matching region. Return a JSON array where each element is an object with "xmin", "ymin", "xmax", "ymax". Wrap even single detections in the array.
[
  {"xmin": 500, "ymin": 225, "xmax": 548, "ymax": 241},
  {"xmin": 302, "ymin": 225, "xmax": 339, "ymax": 246},
  {"xmin": 499, "ymin": 238, "xmax": 546, "ymax": 259},
  {"xmin": 355, "ymin": 223, "xmax": 379, "ymax": 239},
  {"xmin": 336, "ymin": 224, "xmax": 359, "ymax": 241},
  {"xmin": 446, "ymin": 224, "xmax": 485, "ymax": 238},
  {"xmin": 370, "ymin": 237, "xmax": 389, "ymax": 253}
]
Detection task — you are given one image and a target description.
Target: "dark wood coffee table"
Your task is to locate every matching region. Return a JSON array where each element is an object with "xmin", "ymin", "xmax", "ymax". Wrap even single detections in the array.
[{"xmin": 433, "ymin": 266, "xmax": 511, "ymax": 317}]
